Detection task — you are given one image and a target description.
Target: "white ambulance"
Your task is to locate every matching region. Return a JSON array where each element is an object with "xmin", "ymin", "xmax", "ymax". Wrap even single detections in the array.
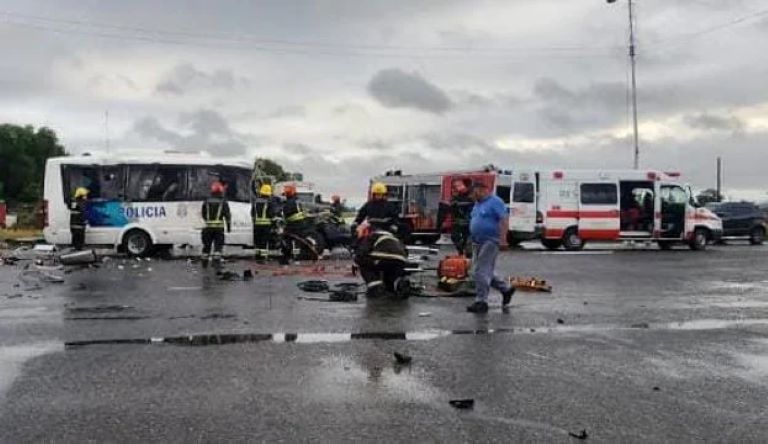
[{"xmin": 509, "ymin": 169, "xmax": 723, "ymax": 251}]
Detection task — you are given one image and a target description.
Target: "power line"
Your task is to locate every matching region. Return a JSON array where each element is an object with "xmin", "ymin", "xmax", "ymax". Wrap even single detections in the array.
[{"xmin": 0, "ymin": 10, "xmax": 623, "ymax": 55}]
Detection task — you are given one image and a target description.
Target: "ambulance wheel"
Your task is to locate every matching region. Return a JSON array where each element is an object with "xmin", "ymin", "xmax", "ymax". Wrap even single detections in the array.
[
  {"xmin": 541, "ymin": 238, "xmax": 562, "ymax": 250},
  {"xmin": 562, "ymin": 228, "xmax": 585, "ymax": 251},
  {"xmin": 122, "ymin": 229, "xmax": 153, "ymax": 257},
  {"xmin": 688, "ymin": 228, "xmax": 708, "ymax": 251}
]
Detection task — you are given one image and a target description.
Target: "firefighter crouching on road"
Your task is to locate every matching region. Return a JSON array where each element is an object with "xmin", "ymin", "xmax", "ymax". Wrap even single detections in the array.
[
  {"xmin": 252, "ymin": 184, "xmax": 279, "ymax": 258},
  {"xmin": 353, "ymin": 182, "xmax": 400, "ymax": 234},
  {"xmin": 436, "ymin": 178, "xmax": 474, "ymax": 255},
  {"xmin": 70, "ymin": 187, "xmax": 89, "ymax": 250},
  {"xmin": 201, "ymin": 181, "xmax": 231, "ymax": 267},
  {"xmin": 354, "ymin": 222, "xmax": 411, "ymax": 298}
]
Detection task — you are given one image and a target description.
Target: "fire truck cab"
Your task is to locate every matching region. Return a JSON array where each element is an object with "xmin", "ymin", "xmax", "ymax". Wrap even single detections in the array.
[
  {"xmin": 372, "ymin": 167, "xmax": 513, "ymax": 244},
  {"xmin": 509, "ymin": 169, "xmax": 723, "ymax": 251}
]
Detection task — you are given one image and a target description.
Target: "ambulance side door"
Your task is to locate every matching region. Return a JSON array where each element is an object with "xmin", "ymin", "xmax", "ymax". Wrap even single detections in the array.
[
  {"xmin": 577, "ymin": 181, "xmax": 620, "ymax": 240},
  {"xmin": 509, "ymin": 171, "xmax": 537, "ymax": 236}
]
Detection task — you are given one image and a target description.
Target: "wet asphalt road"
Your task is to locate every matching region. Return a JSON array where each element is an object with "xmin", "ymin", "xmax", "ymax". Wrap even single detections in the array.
[{"xmin": 1, "ymin": 243, "xmax": 768, "ymax": 442}]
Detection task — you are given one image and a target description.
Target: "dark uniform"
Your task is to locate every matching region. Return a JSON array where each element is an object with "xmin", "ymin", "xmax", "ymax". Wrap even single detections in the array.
[
  {"xmin": 251, "ymin": 196, "xmax": 279, "ymax": 255},
  {"xmin": 69, "ymin": 198, "xmax": 87, "ymax": 250},
  {"xmin": 437, "ymin": 193, "xmax": 474, "ymax": 255},
  {"xmin": 354, "ymin": 199, "xmax": 399, "ymax": 231},
  {"xmin": 201, "ymin": 197, "xmax": 231, "ymax": 262},
  {"xmin": 282, "ymin": 197, "xmax": 308, "ymax": 236},
  {"xmin": 330, "ymin": 201, "xmax": 344, "ymax": 219},
  {"xmin": 355, "ymin": 230, "xmax": 410, "ymax": 298}
]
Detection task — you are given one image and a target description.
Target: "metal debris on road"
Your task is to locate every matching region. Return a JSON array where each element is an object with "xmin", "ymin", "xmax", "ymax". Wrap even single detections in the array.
[
  {"xmin": 568, "ymin": 429, "xmax": 589, "ymax": 440},
  {"xmin": 393, "ymin": 352, "xmax": 412, "ymax": 365},
  {"xmin": 557, "ymin": 318, "xmax": 565, "ymax": 324},
  {"xmin": 449, "ymin": 399, "xmax": 475, "ymax": 410},
  {"xmin": 418, "ymin": 312, "xmax": 432, "ymax": 317},
  {"xmin": 509, "ymin": 276, "xmax": 552, "ymax": 293}
]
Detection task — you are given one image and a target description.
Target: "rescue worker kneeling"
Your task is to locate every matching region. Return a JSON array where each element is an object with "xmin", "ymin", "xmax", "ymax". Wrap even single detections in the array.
[
  {"xmin": 201, "ymin": 181, "xmax": 231, "ymax": 267},
  {"xmin": 354, "ymin": 223, "xmax": 411, "ymax": 298}
]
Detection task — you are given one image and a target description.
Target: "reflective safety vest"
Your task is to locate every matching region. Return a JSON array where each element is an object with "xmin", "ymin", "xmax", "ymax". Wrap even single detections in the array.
[
  {"xmin": 285, "ymin": 200, "xmax": 306, "ymax": 224},
  {"xmin": 253, "ymin": 200, "xmax": 272, "ymax": 226},
  {"xmin": 370, "ymin": 232, "xmax": 407, "ymax": 262},
  {"xmin": 205, "ymin": 200, "xmax": 225, "ymax": 228}
]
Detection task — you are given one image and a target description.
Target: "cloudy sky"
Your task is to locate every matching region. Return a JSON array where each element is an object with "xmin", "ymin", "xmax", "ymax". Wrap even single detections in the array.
[{"xmin": 2, "ymin": 0, "xmax": 768, "ymax": 202}]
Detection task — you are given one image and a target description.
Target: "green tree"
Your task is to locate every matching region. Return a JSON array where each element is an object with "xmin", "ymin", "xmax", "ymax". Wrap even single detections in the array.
[
  {"xmin": 253, "ymin": 158, "xmax": 292, "ymax": 182},
  {"xmin": 0, "ymin": 124, "xmax": 66, "ymax": 204}
]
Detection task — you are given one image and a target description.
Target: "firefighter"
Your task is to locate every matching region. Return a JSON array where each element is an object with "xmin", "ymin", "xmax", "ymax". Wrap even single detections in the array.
[
  {"xmin": 252, "ymin": 184, "xmax": 279, "ymax": 258},
  {"xmin": 201, "ymin": 181, "xmax": 231, "ymax": 267},
  {"xmin": 436, "ymin": 178, "xmax": 474, "ymax": 255},
  {"xmin": 70, "ymin": 187, "xmax": 89, "ymax": 250},
  {"xmin": 353, "ymin": 182, "xmax": 399, "ymax": 233},
  {"xmin": 354, "ymin": 223, "xmax": 411, "ymax": 298},
  {"xmin": 282, "ymin": 184, "xmax": 308, "ymax": 236},
  {"xmin": 330, "ymin": 195, "xmax": 344, "ymax": 219}
]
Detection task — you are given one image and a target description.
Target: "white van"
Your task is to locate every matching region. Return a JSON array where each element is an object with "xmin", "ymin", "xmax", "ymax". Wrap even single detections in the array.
[
  {"xmin": 509, "ymin": 169, "xmax": 723, "ymax": 251},
  {"xmin": 43, "ymin": 154, "xmax": 254, "ymax": 255}
]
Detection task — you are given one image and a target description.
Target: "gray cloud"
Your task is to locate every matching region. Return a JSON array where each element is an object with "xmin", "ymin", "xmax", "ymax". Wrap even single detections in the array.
[
  {"xmin": 156, "ymin": 64, "xmax": 245, "ymax": 96},
  {"xmin": 133, "ymin": 109, "xmax": 249, "ymax": 156},
  {"xmin": 367, "ymin": 68, "xmax": 453, "ymax": 114},
  {"xmin": 267, "ymin": 105, "xmax": 306, "ymax": 119},
  {"xmin": 684, "ymin": 113, "xmax": 744, "ymax": 132}
]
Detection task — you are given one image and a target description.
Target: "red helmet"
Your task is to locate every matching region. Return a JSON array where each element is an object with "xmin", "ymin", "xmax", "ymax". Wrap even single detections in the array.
[
  {"xmin": 283, "ymin": 184, "xmax": 297, "ymax": 197},
  {"xmin": 210, "ymin": 181, "xmax": 225, "ymax": 195}
]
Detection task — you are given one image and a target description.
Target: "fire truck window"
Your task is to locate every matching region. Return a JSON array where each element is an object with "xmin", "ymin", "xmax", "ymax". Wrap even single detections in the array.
[
  {"xmin": 512, "ymin": 182, "xmax": 534, "ymax": 203},
  {"xmin": 580, "ymin": 183, "xmax": 617, "ymax": 205}
]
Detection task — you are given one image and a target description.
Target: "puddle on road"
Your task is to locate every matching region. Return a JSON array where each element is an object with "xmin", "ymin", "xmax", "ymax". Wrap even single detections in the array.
[{"xmin": 0, "ymin": 342, "xmax": 63, "ymax": 398}]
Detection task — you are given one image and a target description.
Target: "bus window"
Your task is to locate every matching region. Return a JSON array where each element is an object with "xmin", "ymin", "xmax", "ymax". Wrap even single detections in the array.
[
  {"xmin": 188, "ymin": 166, "xmax": 220, "ymax": 200},
  {"xmin": 100, "ymin": 166, "xmax": 125, "ymax": 200},
  {"xmin": 127, "ymin": 165, "xmax": 186, "ymax": 202},
  {"xmin": 62, "ymin": 165, "xmax": 101, "ymax": 202},
  {"xmin": 221, "ymin": 167, "xmax": 251, "ymax": 203}
]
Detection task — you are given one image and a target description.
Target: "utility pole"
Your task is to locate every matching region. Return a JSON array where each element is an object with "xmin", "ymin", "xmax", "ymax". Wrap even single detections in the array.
[
  {"xmin": 716, "ymin": 157, "xmax": 722, "ymax": 202},
  {"xmin": 608, "ymin": 0, "xmax": 640, "ymax": 169},
  {"xmin": 104, "ymin": 110, "xmax": 111, "ymax": 154}
]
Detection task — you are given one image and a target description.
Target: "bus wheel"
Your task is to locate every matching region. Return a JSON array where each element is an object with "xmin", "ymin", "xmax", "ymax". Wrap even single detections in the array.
[
  {"xmin": 122, "ymin": 229, "xmax": 153, "ymax": 257},
  {"xmin": 562, "ymin": 228, "xmax": 585, "ymax": 251},
  {"xmin": 541, "ymin": 238, "xmax": 562, "ymax": 250},
  {"xmin": 749, "ymin": 227, "xmax": 765, "ymax": 245},
  {"xmin": 688, "ymin": 228, "xmax": 708, "ymax": 251}
]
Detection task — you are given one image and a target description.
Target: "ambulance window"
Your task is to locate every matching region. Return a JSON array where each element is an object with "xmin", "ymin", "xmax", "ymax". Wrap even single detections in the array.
[
  {"xmin": 496, "ymin": 185, "xmax": 511, "ymax": 204},
  {"xmin": 580, "ymin": 183, "xmax": 617, "ymax": 205},
  {"xmin": 660, "ymin": 186, "xmax": 687, "ymax": 205},
  {"xmin": 513, "ymin": 182, "xmax": 534, "ymax": 203}
]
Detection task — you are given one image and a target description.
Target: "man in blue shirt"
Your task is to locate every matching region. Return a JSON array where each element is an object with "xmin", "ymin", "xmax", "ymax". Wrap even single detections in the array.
[{"xmin": 467, "ymin": 181, "xmax": 514, "ymax": 313}]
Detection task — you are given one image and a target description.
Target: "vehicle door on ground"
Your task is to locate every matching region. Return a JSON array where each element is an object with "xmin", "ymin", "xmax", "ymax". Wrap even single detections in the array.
[
  {"xmin": 510, "ymin": 171, "xmax": 537, "ymax": 238},
  {"xmin": 660, "ymin": 184, "xmax": 688, "ymax": 238},
  {"xmin": 578, "ymin": 182, "xmax": 620, "ymax": 240}
]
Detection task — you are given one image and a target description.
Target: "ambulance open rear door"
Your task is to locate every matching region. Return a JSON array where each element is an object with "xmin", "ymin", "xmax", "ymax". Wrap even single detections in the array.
[{"xmin": 509, "ymin": 170, "xmax": 539, "ymax": 243}]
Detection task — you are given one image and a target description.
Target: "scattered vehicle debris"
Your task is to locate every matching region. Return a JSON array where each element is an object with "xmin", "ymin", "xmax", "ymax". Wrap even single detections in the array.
[
  {"xmin": 297, "ymin": 280, "xmax": 330, "ymax": 292},
  {"xmin": 449, "ymin": 399, "xmax": 475, "ymax": 410},
  {"xmin": 557, "ymin": 318, "xmax": 565, "ymax": 324},
  {"xmin": 217, "ymin": 270, "xmax": 242, "ymax": 281},
  {"xmin": 509, "ymin": 276, "xmax": 552, "ymax": 293},
  {"xmin": 243, "ymin": 269, "xmax": 254, "ymax": 280},
  {"xmin": 393, "ymin": 352, "xmax": 412, "ymax": 365},
  {"xmin": 418, "ymin": 312, "xmax": 432, "ymax": 317},
  {"xmin": 568, "ymin": 429, "xmax": 589, "ymax": 440},
  {"xmin": 631, "ymin": 322, "xmax": 650, "ymax": 329},
  {"xmin": 60, "ymin": 249, "xmax": 97, "ymax": 266}
]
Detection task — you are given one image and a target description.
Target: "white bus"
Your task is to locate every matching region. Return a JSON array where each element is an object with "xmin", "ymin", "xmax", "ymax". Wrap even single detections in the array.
[{"xmin": 43, "ymin": 153, "xmax": 254, "ymax": 256}]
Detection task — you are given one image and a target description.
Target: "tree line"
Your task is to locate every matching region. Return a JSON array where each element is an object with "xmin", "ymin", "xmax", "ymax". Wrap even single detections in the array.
[{"xmin": 0, "ymin": 124, "xmax": 66, "ymax": 204}]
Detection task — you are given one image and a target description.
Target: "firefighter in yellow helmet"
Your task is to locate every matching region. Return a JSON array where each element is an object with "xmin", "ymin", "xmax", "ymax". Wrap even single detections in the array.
[
  {"xmin": 70, "ymin": 187, "xmax": 89, "ymax": 250},
  {"xmin": 353, "ymin": 182, "xmax": 400, "ymax": 232},
  {"xmin": 251, "ymin": 183, "xmax": 279, "ymax": 257}
]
